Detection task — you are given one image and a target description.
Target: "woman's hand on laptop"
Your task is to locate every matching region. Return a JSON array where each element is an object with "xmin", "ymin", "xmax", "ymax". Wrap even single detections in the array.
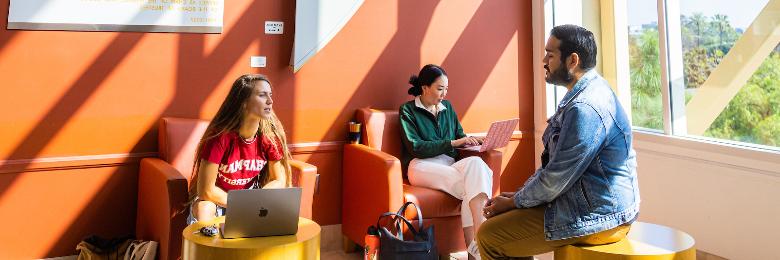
[{"xmin": 452, "ymin": 136, "xmax": 481, "ymax": 147}]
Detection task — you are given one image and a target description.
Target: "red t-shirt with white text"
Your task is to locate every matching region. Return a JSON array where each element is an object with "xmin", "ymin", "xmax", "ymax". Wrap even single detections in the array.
[{"xmin": 201, "ymin": 132, "xmax": 283, "ymax": 191}]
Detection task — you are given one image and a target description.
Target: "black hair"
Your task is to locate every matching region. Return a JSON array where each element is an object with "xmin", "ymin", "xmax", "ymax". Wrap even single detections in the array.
[
  {"xmin": 407, "ymin": 64, "xmax": 447, "ymax": 96},
  {"xmin": 550, "ymin": 24, "xmax": 597, "ymax": 70}
]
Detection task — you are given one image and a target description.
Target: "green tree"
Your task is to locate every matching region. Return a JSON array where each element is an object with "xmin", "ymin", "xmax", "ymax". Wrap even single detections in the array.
[
  {"xmin": 683, "ymin": 13, "xmax": 709, "ymax": 48},
  {"xmin": 705, "ymin": 51, "xmax": 780, "ymax": 146},
  {"xmin": 631, "ymin": 13, "xmax": 778, "ymax": 146},
  {"xmin": 712, "ymin": 14, "xmax": 730, "ymax": 50},
  {"xmin": 629, "ymin": 29, "xmax": 663, "ymax": 129},
  {"xmin": 682, "ymin": 47, "xmax": 724, "ymax": 91}
]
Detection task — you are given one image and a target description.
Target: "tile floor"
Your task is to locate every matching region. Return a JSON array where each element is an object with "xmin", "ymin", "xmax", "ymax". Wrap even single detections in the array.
[
  {"xmin": 319, "ymin": 224, "xmax": 558, "ymax": 260},
  {"xmin": 320, "ymin": 249, "xmax": 554, "ymax": 260},
  {"xmin": 321, "ymin": 249, "xmax": 728, "ymax": 260},
  {"xmin": 318, "ymin": 224, "xmax": 726, "ymax": 260},
  {"xmin": 47, "ymin": 223, "xmax": 727, "ymax": 259}
]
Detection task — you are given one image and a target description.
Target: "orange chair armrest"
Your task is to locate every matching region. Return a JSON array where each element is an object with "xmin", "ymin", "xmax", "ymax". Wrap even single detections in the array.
[
  {"xmin": 136, "ymin": 158, "xmax": 189, "ymax": 260},
  {"xmin": 289, "ymin": 159, "xmax": 318, "ymax": 219},
  {"xmin": 341, "ymin": 144, "xmax": 405, "ymax": 245}
]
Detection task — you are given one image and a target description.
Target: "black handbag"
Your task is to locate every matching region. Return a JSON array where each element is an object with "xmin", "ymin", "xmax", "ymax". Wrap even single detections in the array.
[{"xmin": 375, "ymin": 202, "xmax": 438, "ymax": 260}]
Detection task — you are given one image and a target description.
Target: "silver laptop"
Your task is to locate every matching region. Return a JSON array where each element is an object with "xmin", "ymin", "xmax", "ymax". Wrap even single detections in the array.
[
  {"xmin": 459, "ymin": 118, "xmax": 519, "ymax": 152},
  {"xmin": 220, "ymin": 187, "xmax": 302, "ymax": 239}
]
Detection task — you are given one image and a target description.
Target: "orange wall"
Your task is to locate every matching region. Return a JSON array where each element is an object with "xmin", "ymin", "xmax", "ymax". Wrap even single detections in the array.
[{"xmin": 0, "ymin": 0, "xmax": 534, "ymax": 258}]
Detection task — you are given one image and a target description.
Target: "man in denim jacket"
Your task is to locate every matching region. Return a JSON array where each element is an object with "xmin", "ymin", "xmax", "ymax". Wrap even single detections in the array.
[{"xmin": 476, "ymin": 24, "xmax": 640, "ymax": 260}]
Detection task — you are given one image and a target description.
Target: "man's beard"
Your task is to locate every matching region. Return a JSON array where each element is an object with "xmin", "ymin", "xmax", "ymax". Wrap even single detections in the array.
[{"xmin": 545, "ymin": 65, "xmax": 574, "ymax": 86}]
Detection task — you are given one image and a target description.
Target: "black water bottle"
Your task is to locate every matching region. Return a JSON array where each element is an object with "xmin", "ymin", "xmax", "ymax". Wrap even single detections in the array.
[{"xmin": 348, "ymin": 122, "xmax": 362, "ymax": 144}]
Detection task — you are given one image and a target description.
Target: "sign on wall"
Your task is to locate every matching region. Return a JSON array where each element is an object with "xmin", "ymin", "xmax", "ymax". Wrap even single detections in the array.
[{"xmin": 7, "ymin": 0, "xmax": 224, "ymax": 33}]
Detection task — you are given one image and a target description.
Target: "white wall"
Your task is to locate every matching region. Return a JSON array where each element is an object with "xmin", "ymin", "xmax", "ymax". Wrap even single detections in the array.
[{"xmin": 634, "ymin": 132, "xmax": 780, "ymax": 260}]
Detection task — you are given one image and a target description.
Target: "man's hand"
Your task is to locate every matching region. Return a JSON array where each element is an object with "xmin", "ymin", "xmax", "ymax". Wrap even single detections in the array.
[
  {"xmin": 484, "ymin": 191, "xmax": 515, "ymax": 207},
  {"xmin": 483, "ymin": 195, "xmax": 516, "ymax": 218}
]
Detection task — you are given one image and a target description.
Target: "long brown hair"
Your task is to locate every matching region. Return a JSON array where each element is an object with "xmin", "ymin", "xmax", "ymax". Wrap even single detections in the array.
[{"xmin": 188, "ymin": 74, "xmax": 293, "ymax": 202}]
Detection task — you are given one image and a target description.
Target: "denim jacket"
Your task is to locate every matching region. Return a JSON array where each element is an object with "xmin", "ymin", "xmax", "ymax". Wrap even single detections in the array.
[{"xmin": 514, "ymin": 70, "xmax": 640, "ymax": 240}]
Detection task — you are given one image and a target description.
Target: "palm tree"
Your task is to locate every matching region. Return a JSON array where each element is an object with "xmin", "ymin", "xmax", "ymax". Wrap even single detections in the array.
[
  {"xmin": 688, "ymin": 13, "xmax": 708, "ymax": 47},
  {"xmin": 712, "ymin": 14, "xmax": 730, "ymax": 50}
]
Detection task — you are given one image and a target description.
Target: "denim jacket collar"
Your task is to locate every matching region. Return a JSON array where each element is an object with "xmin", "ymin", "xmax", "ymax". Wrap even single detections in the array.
[{"xmin": 556, "ymin": 69, "xmax": 599, "ymax": 111}]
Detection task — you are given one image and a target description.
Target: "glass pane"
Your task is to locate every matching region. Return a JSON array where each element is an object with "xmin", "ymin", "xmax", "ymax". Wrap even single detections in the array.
[
  {"xmin": 679, "ymin": 0, "xmax": 779, "ymax": 147},
  {"xmin": 545, "ymin": 0, "xmax": 583, "ymax": 118},
  {"xmin": 703, "ymin": 43, "xmax": 780, "ymax": 147},
  {"xmin": 628, "ymin": 0, "xmax": 663, "ymax": 130}
]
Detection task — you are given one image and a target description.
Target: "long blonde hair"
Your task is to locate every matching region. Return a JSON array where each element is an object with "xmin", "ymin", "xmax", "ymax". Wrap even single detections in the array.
[{"xmin": 188, "ymin": 74, "xmax": 292, "ymax": 202}]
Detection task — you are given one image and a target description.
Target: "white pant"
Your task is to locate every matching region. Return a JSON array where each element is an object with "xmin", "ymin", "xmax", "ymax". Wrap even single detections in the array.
[{"xmin": 408, "ymin": 154, "xmax": 493, "ymax": 227}]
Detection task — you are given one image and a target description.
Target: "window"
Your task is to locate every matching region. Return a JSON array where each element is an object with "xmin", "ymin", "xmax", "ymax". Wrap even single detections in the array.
[
  {"xmin": 544, "ymin": 0, "xmax": 584, "ymax": 118},
  {"xmin": 627, "ymin": 0, "xmax": 662, "ymax": 130},
  {"xmin": 674, "ymin": 0, "xmax": 779, "ymax": 147},
  {"xmin": 541, "ymin": 0, "xmax": 779, "ymax": 150}
]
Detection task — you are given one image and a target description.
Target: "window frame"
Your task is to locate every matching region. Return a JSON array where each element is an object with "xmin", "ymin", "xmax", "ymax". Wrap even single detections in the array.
[{"xmin": 531, "ymin": 0, "xmax": 780, "ymax": 169}]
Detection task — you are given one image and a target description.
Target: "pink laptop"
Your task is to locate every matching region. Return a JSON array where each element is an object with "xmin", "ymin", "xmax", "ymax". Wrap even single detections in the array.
[{"xmin": 459, "ymin": 118, "xmax": 519, "ymax": 152}]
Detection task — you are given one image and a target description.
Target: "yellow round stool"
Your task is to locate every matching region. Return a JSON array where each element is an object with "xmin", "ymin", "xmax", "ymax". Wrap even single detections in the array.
[
  {"xmin": 182, "ymin": 216, "xmax": 321, "ymax": 260},
  {"xmin": 554, "ymin": 222, "xmax": 695, "ymax": 260}
]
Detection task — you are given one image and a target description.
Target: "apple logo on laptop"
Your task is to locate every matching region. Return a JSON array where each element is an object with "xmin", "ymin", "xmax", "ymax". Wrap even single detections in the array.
[{"xmin": 258, "ymin": 207, "xmax": 269, "ymax": 217}]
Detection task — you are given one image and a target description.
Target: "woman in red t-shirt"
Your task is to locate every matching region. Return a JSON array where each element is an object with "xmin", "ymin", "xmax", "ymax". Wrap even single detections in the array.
[{"xmin": 187, "ymin": 74, "xmax": 293, "ymax": 224}]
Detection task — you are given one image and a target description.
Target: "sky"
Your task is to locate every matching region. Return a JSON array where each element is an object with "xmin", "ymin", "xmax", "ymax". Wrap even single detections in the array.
[{"xmin": 627, "ymin": 0, "xmax": 770, "ymax": 29}]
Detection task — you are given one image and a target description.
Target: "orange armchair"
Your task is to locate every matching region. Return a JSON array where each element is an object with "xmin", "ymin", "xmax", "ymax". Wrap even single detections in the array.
[
  {"xmin": 342, "ymin": 108, "xmax": 502, "ymax": 255},
  {"xmin": 135, "ymin": 118, "xmax": 318, "ymax": 260}
]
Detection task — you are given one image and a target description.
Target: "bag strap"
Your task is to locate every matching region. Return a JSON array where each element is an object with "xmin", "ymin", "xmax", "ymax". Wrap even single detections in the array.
[
  {"xmin": 376, "ymin": 212, "xmax": 418, "ymax": 240},
  {"xmin": 373, "ymin": 202, "xmax": 425, "ymax": 241},
  {"xmin": 395, "ymin": 201, "xmax": 424, "ymax": 232}
]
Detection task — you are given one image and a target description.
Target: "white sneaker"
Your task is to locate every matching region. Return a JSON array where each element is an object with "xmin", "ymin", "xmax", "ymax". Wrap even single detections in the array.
[{"xmin": 467, "ymin": 240, "xmax": 481, "ymax": 260}]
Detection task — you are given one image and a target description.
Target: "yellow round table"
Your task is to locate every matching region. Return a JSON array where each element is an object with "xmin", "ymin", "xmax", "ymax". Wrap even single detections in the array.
[
  {"xmin": 554, "ymin": 222, "xmax": 695, "ymax": 260},
  {"xmin": 182, "ymin": 217, "xmax": 321, "ymax": 260}
]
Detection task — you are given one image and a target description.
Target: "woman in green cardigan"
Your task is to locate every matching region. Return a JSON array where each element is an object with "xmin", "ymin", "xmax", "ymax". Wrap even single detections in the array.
[{"xmin": 399, "ymin": 64, "xmax": 493, "ymax": 260}]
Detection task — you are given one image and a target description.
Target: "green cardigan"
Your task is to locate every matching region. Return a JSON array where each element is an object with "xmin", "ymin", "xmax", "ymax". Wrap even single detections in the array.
[{"xmin": 399, "ymin": 99, "xmax": 467, "ymax": 172}]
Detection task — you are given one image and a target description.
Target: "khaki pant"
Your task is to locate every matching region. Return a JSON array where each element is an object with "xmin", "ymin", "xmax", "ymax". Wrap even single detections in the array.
[{"xmin": 476, "ymin": 207, "xmax": 631, "ymax": 260}]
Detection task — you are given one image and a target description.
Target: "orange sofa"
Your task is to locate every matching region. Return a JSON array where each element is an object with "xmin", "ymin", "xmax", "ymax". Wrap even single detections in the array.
[
  {"xmin": 342, "ymin": 108, "xmax": 502, "ymax": 255},
  {"xmin": 135, "ymin": 118, "xmax": 318, "ymax": 260}
]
